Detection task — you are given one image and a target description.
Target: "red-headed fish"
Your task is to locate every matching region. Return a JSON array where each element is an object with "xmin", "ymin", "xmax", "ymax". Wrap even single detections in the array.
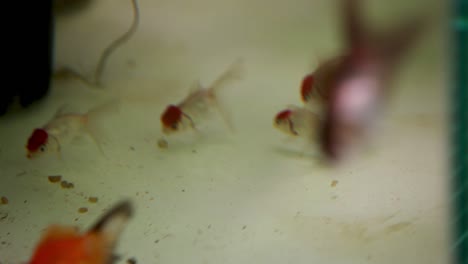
[
  {"xmin": 160, "ymin": 60, "xmax": 243, "ymax": 135},
  {"xmin": 274, "ymin": 105, "xmax": 321, "ymax": 143},
  {"xmin": 28, "ymin": 200, "xmax": 133, "ymax": 264},
  {"xmin": 26, "ymin": 101, "xmax": 117, "ymax": 159}
]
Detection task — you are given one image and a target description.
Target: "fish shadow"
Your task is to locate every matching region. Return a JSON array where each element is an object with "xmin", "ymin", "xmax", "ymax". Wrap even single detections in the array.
[{"xmin": 271, "ymin": 145, "xmax": 320, "ymax": 160}]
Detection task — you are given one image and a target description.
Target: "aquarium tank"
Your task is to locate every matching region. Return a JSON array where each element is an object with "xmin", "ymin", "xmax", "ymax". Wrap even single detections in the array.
[{"xmin": 0, "ymin": 0, "xmax": 465, "ymax": 263}]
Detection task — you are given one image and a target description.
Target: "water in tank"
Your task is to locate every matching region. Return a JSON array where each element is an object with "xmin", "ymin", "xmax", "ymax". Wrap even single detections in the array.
[{"xmin": 0, "ymin": 0, "xmax": 460, "ymax": 263}]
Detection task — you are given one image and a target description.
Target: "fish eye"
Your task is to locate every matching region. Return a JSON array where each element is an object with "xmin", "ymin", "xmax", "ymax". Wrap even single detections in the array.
[
  {"xmin": 40, "ymin": 145, "xmax": 46, "ymax": 152},
  {"xmin": 171, "ymin": 123, "xmax": 178, "ymax": 129}
]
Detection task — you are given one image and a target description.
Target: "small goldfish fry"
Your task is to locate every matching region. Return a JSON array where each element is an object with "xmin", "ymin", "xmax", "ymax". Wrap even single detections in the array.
[
  {"xmin": 29, "ymin": 200, "xmax": 133, "ymax": 264},
  {"xmin": 25, "ymin": 101, "xmax": 118, "ymax": 159},
  {"xmin": 161, "ymin": 59, "xmax": 243, "ymax": 135},
  {"xmin": 161, "ymin": 105, "xmax": 196, "ymax": 132},
  {"xmin": 275, "ymin": 109, "xmax": 297, "ymax": 135},
  {"xmin": 274, "ymin": 105, "xmax": 321, "ymax": 143}
]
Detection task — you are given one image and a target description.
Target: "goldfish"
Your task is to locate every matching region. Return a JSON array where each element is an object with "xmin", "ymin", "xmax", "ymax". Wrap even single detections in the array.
[
  {"xmin": 26, "ymin": 101, "xmax": 116, "ymax": 159},
  {"xmin": 28, "ymin": 200, "xmax": 133, "ymax": 264},
  {"xmin": 160, "ymin": 59, "xmax": 243, "ymax": 135},
  {"xmin": 274, "ymin": 105, "xmax": 321, "ymax": 143},
  {"xmin": 314, "ymin": 0, "xmax": 430, "ymax": 161},
  {"xmin": 300, "ymin": 56, "xmax": 346, "ymax": 113}
]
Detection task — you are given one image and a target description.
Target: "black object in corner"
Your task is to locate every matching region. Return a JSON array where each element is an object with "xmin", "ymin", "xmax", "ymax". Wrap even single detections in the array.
[{"xmin": 0, "ymin": 1, "xmax": 53, "ymax": 115}]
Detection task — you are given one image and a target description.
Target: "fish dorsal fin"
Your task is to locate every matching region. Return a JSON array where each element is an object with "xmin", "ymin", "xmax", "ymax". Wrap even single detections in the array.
[
  {"xmin": 88, "ymin": 200, "xmax": 133, "ymax": 248},
  {"xmin": 373, "ymin": 12, "xmax": 431, "ymax": 65},
  {"xmin": 286, "ymin": 104, "xmax": 302, "ymax": 112},
  {"xmin": 180, "ymin": 80, "xmax": 204, "ymax": 106},
  {"xmin": 54, "ymin": 104, "xmax": 70, "ymax": 117},
  {"xmin": 342, "ymin": 0, "xmax": 368, "ymax": 52},
  {"xmin": 307, "ymin": 53, "xmax": 327, "ymax": 71},
  {"xmin": 209, "ymin": 58, "xmax": 244, "ymax": 94},
  {"xmin": 52, "ymin": 103, "xmax": 79, "ymax": 118},
  {"xmin": 189, "ymin": 80, "xmax": 203, "ymax": 94}
]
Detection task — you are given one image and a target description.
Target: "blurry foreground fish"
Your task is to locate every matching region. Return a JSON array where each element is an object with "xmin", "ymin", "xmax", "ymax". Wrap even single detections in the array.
[
  {"xmin": 29, "ymin": 200, "xmax": 133, "ymax": 264},
  {"xmin": 160, "ymin": 59, "xmax": 243, "ymax": 135},
  {"xmin": 26, "ymin": 101, "xmax": 117, "ymax": 159},
  {"xmin": 300, "ymin": 56, "xmax": 345, "ymax": 114},
  {"xmin": 317, "ymin": 0, "xmax": 431, "ymax": 162}
]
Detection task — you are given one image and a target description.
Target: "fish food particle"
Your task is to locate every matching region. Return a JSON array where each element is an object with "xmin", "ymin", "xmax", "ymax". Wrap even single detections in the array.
[
  {"xmin": 60, "ymin": 181, "xmax": 74, "ymax": 189},
  {"xmin": 48, "ymin": 175, "xmax": 62, "ymax": 183},
  {"xmin": 157, "ymin": 138, "xmax": 168, "ymax": 149},
  {"xmin": 88, "ymin": 197, "xmax": 98, "ymax": 203},
  {"xmin": 78, "ymin": 207, "xmax": 88, "ymax": 213},
  {"xmin": 1, "ymin": 197, "xmax": 8, "ymax": 205},
  {"xmin": 331, "ymin": 180, "xmax": 338, "ymax": 187}
]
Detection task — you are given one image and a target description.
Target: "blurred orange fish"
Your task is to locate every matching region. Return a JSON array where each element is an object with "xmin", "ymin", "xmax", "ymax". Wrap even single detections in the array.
[{"xmin": 28, "ymin": 200, "xmax": 133, "ymax": 264}]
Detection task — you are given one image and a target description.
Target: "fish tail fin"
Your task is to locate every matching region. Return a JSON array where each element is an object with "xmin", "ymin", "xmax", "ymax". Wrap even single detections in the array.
[
  {"xmin": 53, "ymin": 104, "xmax": 72, "ymax": 118},
  {"xmin": 88, "ymin": 200, "xmax": 133, "ymax": 250},
  {"xmin": 86, "ymin": 99, "xmax": 121, "ymax": 118},
  {"xmin": 375, "ymin": 13, "xmax": 432, "ymax": 68},
  {"xmin": 307, "ymin": 53, "xmax": 325, "ymax": 71},
  {"xmin": 210, "ymin": 95, "xmax": 236, "ymax": 132},
  {"xmin": 342, "ymin": 0, "xmax": 432, "ymax": 102},
  {"xmin": 49, "ymin": 134, "xmax": 63, "ymax": 160},
  {"xmin": 209, "ymin": 58, "xmax": 244, "ymax": 94},
  {"xmin": 84, "ymin": 100, "xmax": 121, "ymax": 157},
  {"xmin": 342, "ymin": 0, "xmax": 432, "ymax": 66},
  {"xmin": 93, "ymin": 0, "xmax": 140, "ymax": 87},
  {"xmin": 208, "ymin": 59, "xmax": 244, "ymax": 132},
  {"xmin": 85, "ymin": 126, "xmax": 107, "ymax": 157},
  {"xmin": 342, "ymin": 0, "xmax": 367, "ymax": 51}
]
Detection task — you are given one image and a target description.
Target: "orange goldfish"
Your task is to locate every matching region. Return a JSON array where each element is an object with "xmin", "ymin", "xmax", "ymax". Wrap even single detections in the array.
[
  {"xmin": 160, "ymin": 60, "xmax": 243, "ymax": 135},
  {"xmin": 314, "ymin": 0, "xmax": 430, "ymax": 161},
  {"xmin": 28, "ymin": 200, "xmax": 133, "ymax": 264},
  {"xmin": 26, "ymin": 102, "xmax": 116, "ymax": 159}
]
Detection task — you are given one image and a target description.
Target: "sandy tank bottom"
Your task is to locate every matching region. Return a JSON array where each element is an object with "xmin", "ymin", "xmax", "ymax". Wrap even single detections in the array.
[{"xmin": 0, "ymin": 0, "xmax": 453, "ymax": 263}]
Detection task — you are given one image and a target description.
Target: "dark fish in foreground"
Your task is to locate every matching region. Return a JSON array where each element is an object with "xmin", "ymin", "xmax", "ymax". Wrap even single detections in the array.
[
  {"xmin": 316, "ymin": 0, "xmax": 432, "ymax": 162},
  {"xmin": 28, "ymin": 200, "xmax": 133, "ymax": 264}
]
